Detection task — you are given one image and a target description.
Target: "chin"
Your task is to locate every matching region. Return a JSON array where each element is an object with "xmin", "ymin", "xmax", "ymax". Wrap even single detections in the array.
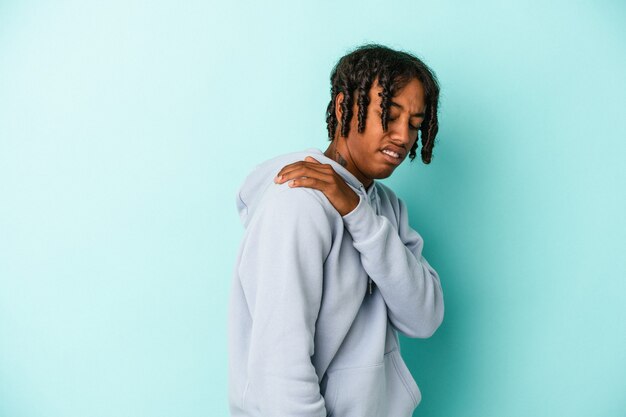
[{"xmin": 372, "ymin": 169, "xmax": 394, "ymax": 180}]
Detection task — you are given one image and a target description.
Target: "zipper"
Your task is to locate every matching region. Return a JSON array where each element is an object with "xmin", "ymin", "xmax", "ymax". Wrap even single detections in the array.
[{"xmin": 359, "ymin": 184, "xmax": 375, "ymax": 296}]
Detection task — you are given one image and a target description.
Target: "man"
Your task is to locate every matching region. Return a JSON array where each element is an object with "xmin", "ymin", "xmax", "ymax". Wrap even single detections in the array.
[{"xmin": 228, "ymin": 43, "xmax": 444, "ymax": 417}]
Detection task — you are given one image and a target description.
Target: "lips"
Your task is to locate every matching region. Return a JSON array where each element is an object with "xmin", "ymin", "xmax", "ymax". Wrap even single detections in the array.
[
  {"xmin": 380, "ymin": 144, "xmax": 406, "ymax": 166},
  {"xmin": 382, "ymin": 149, "xmax": 401, "ymax": 158},
  {"xmin": 381, "ymin": 145, "xmax": 406, "ymax": 159},
  {"xmin": 380, "ymin": 150, "xmax": 403, "ymax": 165}
]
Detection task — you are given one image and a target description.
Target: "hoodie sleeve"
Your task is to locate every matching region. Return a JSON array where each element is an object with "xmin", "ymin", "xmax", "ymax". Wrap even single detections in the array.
[
  {"xmin": 238, "ymin": 184, "xmax": 332, "ymax": 416},
  {"xmin": 341, "ymin": 193, "xmax": 444, "ymax": 338}
]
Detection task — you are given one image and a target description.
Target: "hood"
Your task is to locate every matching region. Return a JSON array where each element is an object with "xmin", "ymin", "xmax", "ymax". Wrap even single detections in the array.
[{"xmin": 236, "ymin": 147, "xmax": 381, "ymax": 228}]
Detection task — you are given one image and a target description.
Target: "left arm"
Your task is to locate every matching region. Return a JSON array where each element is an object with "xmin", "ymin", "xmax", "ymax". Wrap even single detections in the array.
[{"xmin": 342, "ymin": 193, "xmax": 444, "ymax": 338}]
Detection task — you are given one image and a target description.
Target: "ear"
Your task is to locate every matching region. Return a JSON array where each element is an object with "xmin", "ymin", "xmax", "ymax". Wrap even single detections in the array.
[{"xmin": 334, "ymin": 91, "xmax": 344, "ymax": 123}]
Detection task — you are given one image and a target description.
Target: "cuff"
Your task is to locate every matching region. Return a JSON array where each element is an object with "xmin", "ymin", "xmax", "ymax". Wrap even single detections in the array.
[{"xmin": 341, "ymin": 194, "xmax": 383, "ymax": 243}]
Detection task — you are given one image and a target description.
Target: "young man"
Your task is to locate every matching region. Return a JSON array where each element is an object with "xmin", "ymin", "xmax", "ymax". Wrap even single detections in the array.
[{"xmin": 228, "ymin": 44, "xmax": 444, "ymax": 417}]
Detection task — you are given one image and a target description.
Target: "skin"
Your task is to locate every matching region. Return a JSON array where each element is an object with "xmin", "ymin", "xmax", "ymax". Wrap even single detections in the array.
[{"xmin": 274, "ymin": 76, "xmax": 426, "ymax": 216}]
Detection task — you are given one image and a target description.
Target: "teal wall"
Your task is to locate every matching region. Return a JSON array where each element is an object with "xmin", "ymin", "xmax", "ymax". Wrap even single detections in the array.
[{"xmin": 1, "ymin": 1, "xmax": 625, "ymax": 416}]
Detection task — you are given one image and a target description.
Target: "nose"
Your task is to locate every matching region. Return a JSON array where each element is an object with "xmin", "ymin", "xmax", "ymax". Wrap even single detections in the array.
[{"xmin": 391, "ymin": 120, "xmax": 412, "ymax": 148}]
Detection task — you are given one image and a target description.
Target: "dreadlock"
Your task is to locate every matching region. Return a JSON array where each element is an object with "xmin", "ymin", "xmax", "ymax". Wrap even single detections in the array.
[{"xmin": 325, "ymin": 43, "xmax": 441, "ymax": 164}]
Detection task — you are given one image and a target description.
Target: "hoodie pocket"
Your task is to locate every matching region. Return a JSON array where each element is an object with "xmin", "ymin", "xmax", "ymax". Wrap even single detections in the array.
[{"xmin": 323, "ymin": 362, "xmax": 385, "ymax": 417}]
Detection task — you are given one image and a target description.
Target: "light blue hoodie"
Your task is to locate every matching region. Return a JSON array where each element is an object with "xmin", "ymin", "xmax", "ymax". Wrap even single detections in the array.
[{"xmin": 228, "ymin": 147, "xmax": 444, "ymax": 417}]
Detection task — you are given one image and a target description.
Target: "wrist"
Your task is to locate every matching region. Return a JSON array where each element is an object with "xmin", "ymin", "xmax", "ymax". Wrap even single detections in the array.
[
  {"xmin": 340, "ymin": 194, "xmax": 361, "ymax": 217},
  {"xmin": 342, "ymin": 194, "xmax": 382, "ymax": 242}
]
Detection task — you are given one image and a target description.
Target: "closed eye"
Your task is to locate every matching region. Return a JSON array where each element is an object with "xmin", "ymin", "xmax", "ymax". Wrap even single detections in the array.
[{"xmin": 381, "ymin": 112, "xmax": 421, "ymax": 131}]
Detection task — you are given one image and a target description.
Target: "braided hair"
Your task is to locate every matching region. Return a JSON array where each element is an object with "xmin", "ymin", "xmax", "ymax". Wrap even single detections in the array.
[{"xmin": 325, "ymin": 44, "xmax": 441, "ymax": 164}]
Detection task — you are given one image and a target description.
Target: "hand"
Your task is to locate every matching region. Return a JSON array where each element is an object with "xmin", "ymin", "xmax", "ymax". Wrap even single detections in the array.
[{"xmin": 274, "ymin": 156, "xmax": 361, "ymax": 216}]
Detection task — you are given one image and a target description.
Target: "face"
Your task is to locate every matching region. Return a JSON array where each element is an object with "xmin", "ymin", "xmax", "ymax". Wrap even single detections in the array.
[{"xmin": 333, "ymin": 77, "xmax": 426, "ymax": 187}]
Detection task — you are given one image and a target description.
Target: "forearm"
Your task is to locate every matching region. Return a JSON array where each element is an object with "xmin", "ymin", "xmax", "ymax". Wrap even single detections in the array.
[{"xmin": 342, "ymin": 194, "xmax": 444, "ymax": 338}]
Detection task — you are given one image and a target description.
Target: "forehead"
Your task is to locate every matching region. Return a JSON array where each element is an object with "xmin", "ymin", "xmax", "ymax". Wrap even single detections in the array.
[{"xmin": 370, "ymin": 77, "xmax": 425, "ymax": 110}]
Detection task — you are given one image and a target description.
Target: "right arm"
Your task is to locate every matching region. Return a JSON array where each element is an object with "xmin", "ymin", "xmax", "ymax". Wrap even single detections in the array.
[{"xmin": 238, "ymin": 184, "xmax": 333, "ymax": 416}]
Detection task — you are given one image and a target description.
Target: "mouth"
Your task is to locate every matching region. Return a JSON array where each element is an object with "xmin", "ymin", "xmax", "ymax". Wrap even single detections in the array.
[{"xmin": 380, "ymin": 149, "xmax": 403, "ymax": 166}]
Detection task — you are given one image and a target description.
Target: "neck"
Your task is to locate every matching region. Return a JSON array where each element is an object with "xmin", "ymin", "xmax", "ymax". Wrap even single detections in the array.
[{"xmin": 323, "ymin": 138, "xmax": 373, "ymax": 189}]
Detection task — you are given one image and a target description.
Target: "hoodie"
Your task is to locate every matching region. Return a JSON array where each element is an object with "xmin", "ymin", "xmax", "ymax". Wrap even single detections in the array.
[{"xmin": 228, "ymin": 147, "xmax": 444, "ymax": 417}]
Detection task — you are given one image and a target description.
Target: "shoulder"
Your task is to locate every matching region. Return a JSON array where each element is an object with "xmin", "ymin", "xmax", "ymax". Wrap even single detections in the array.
[
  {"xmin": 256, "ymin": 149, "xmax": 336, "ymax": 211},
  {"xmin": 265, "ymin": 181, "xmax": 335, "ymax": 215},
  {"xmin": 249, "ymin": 184, "xmax": 335, "ymax": 253},
  {"xmin": 252, "ymin": 182, "xmax": 338, "ymax": 241},
  {"xmin": 237, "ymin": 148, "xmax": 334, "ymax": 226}
]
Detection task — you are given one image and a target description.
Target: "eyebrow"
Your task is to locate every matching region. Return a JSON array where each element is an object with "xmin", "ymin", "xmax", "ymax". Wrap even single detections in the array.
[{"xmin": 389, "ymin": 101, "xmax": 425, "ymax": 118}]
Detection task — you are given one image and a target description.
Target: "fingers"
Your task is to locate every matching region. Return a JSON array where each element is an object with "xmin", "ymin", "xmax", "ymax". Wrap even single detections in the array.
[
  {"xmin": 285, "ymin": 175, "xmax": 328, "ymax": 191},
  {"xmin": 274, "ymin": 161, "xmax": 334, "ymax": 184}
]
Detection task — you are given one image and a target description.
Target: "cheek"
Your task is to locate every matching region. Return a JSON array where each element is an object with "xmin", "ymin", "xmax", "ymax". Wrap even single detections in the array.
[{"xmin": 364, "ymin": 120, "xmax": 385, "ymax": 139}]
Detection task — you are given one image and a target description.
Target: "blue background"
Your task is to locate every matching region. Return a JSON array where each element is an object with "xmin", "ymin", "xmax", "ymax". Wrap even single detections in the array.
[{"xmin": 1, "ymin": 1, "xmax": 625, "ymax": 416}]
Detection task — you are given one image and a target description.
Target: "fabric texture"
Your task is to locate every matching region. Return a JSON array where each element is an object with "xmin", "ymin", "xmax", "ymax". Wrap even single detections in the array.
[{"xmin": 228, "ymin": 147, "xmax": 444, "ymax": 417}]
